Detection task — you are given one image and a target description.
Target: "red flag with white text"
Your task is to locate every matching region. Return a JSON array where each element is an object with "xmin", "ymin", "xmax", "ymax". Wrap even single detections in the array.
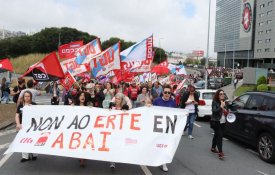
[
  {"xmin": 58, "ymin": 41, "xmax": 83, "ymax": 59},
  {"xmin": 21, "ymin": 52, "xmax": 65, "ymax": 81},
  {"xmin": 60, "ymin": 72, "xmax": 76, "ymax": 90}
]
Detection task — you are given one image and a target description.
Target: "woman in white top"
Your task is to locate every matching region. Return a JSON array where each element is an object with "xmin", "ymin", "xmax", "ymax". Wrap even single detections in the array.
[
  {"xmin": 102, "ymin": 82, "xmax": 115, "ymax": 108},
  {"xmin": 180, "ymin": 85, "xmax": 199, "ymax": 139}
]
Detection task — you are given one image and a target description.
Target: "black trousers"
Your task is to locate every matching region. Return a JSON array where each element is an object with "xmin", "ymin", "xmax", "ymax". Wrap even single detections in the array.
[{"xmin": 211, "ymin": 121, "xmax": 225, "ymax": 152}]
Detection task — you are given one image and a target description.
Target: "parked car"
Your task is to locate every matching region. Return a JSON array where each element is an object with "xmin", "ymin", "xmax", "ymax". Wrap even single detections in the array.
[
  {"xmin": 194, "ymin": 80, "xmax": 205, "ymax": 89},
  {"xmin": 226, "ymin": 91, "xmax": 275, "ymax": 163},
  {"xmin": 208, "ymin": 78, "xmax": 224, "ymax": 89},
  {"xmin": 197, "ymin": 89, "xmax": 216, "ymax": 118}
]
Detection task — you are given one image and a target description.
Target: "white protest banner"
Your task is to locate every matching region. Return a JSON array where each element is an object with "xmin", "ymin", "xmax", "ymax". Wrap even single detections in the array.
[{"xmin": 6, "ymin": 106, "xmax": 188, "ymax": 166}]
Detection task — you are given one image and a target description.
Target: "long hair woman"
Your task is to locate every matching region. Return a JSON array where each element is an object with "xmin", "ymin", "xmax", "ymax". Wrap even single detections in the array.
[
  {"xmin": 15, "ymin": 90, "xmax": 37, "ymax": 162},
  {"xmin": 180, "ymin": 84, "xmax": 199, "ymax": 139},
  {"xmin": 108, "ymin": 93, "xmax": 129, "ymax": 169},
  {"xmin": 210, "ymin": 89, "xmax": 228, "ymax": 159},
  {"xmin": 73, "ymin": 91, "xmax": 89, "ymax": 167}
]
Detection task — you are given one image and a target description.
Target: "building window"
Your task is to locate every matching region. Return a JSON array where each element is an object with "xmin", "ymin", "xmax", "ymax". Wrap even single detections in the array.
[
  {"xmin": 268, "ymin": 1, "xmax": 273, "ymax": 6},
  {"xmin": 267, "ymin": 20, "xmax": 272, "ymax": 24},
  {"xmin": 257, "ymin": 49, "xmax": 262, "ymax": 53},
  {"xmin": 266, "ymin": 29, "xmax": 272, "ymax": 33},
  {"xmin": 260, "ymin": 4, "xmax": 265, "ymax": 8},
  {"xmin": 267, "ymin": 10, "xmax": 272, "ymax": 15},
  {"xmin": 258, "ymin": 40, "xmax": 263, "ymax": 44},
  {"xmin": 258, "ymin": 31, "xmax": 264, "ymax": 35},
  {"xmin": 266, "ymin": 39, "xmax": 271, "ymax": 43},
  {"xmin": 259, "ymin": 22, "xmax": 264, "ymax": 26},
  {"xmin": 265, "ymin": 48, "xmax": 270, "ymax": 52}
]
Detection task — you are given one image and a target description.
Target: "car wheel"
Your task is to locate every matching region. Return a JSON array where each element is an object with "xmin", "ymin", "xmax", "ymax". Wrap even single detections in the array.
[{"xmin": 258, "ymin": 133, "xmax": 275, "ymax": 163}]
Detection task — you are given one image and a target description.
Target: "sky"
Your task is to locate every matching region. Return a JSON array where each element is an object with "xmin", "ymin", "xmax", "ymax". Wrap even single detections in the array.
[{"xmin": 0, "ymin": 0, "xmax": 216, "ymax": 57}]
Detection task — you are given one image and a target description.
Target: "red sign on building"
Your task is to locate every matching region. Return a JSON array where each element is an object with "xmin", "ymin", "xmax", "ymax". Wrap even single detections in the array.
[{"xmin": 192, "ymin": 50, "xmax": 204, "ymax": 57}]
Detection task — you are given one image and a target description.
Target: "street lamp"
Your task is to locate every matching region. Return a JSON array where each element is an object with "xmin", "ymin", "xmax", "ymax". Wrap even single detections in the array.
[
  {"xmin": 205, "ymin": 0, "xmax": 211, "ymax": 89},
  {"xmin": 159, "ymin": 38, "xmax": 164, "ymax": 63}
]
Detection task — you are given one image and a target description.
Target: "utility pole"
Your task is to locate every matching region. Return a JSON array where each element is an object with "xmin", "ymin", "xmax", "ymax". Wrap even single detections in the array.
[
  {"xmin": 205, "ymin": 0, "xmax": 211, "ymax": 89},
  {"xmin": 224, "ymin": 43, "xmax": 226, "ymax": 67}
]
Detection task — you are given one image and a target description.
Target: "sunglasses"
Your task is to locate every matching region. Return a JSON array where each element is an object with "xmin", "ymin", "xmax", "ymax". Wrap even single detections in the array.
[
  {"xmin": 163, "ymin": 91, "xmax": 171, "ymax": 95},
  {"xmin": 219, "ymin": 93, "xmax": 225, "ymax": 95}
]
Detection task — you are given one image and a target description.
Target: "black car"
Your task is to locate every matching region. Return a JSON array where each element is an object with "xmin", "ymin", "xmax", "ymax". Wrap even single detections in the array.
[{"xmin": 226, "ymin": 91, "xmax": 275, "ymax": 163}]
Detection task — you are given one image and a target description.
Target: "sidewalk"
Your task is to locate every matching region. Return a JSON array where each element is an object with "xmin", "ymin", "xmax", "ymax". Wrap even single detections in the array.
[{"xmin": 221, "ymin": 79, "xmax": 243, "ymax": 101}]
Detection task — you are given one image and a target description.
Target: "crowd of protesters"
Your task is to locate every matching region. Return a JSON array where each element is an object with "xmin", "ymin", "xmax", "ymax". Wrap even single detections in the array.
[{"xmin": 1, "ymin": 75, "xmax": 231, "ymax": 172}]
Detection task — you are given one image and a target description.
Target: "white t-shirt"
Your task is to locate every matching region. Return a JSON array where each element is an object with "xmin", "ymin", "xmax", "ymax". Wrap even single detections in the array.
[
  {"xmin": 220, "ymin": 114, "xmax": 226, "ymax": 124},
  {"xmin": 19, "ymin": 88, "xmax": 40, "ymax": 102},
  {"xmin": 185, "ymin": 99, "xmax": 195, "ymax": 113}
]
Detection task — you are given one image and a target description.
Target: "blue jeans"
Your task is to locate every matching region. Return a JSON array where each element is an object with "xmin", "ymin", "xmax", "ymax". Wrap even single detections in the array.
[
  {"xmin": 1, "ymin": 91, "xmax": 9, "ymax": 103},
  {"xmin": 184, "ymin": 113, "xmax": 196, "ymax": 135}
]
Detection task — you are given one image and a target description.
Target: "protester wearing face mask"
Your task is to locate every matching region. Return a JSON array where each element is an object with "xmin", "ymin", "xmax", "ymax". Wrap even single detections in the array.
[{"xmin": 180, "ymin": 84, "xmax": 199, "ymax": 139}]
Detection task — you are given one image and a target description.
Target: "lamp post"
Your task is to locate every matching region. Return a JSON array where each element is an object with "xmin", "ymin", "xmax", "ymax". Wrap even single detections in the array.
[
  {"xmin": 205, "ymin": 0, "xmax": 211, "ymax": 89},
  {"xmin": 159, "ymin": 38, "xmax": 164, "ymax": 63}
]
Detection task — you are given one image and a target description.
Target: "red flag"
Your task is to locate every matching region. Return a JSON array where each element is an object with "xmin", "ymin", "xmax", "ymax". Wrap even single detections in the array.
[
  {"xmin": 111, "ymin": 69, "xmax": 135, "ymax": 84},
  {"xmin": 60, "ymin": 72, "xmax": 76, "ymax": 90},
  {"xmin": 0, "ymin": 58, "xmax": 14, "ymax": 73},
  {"xmin": 21, "ymin": 52, "xmax": 65, "ymax": 81},
  {"xmin": 151, "ymin": 66, "xmax": 170, "ymax": 75},
  {"xmin": 58, "ymin": 41, "xmax": 83, "ymax": 59}
]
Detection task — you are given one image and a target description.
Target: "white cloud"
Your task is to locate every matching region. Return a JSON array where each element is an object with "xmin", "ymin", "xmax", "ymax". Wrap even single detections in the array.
[{"xmin": 0, "ymin": 0, "xmax": 216, "ymax": 57}]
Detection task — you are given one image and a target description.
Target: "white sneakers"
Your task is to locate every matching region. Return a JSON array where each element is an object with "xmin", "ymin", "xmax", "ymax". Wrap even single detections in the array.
[
  {"xmin": 162, "ymin": 164, "xmax": 168, "ymax": 172},
  {"xmin": 188, "ymin": 135, "xmax": 194, "ymax": 139},
  {"xmin": 109, "ymin": 162, "xmax": 115, "ymax": 168}
]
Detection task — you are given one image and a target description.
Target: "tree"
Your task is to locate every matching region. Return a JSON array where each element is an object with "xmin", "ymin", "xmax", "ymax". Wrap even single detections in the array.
[
  {"xmin": 101, "ymin": 37, "xmax": 135, "ymax": 51},
  {"xmin": 153, "ymin": 47, "xmax": 167, "ymax": 63},
  {"xmin": 0, "ymin": 27, "xmax": 98, "ymax": 58},
  {"xmin": 185, "ymin": 57, "xmax": 195, "ymax": 65},
  {"xmin": 200, "ymin": 57, "xmax": 206, "ymax": 65}
]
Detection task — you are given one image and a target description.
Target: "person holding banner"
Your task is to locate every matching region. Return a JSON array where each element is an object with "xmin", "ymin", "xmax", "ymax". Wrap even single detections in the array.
[
  {"xmin": 152, "ymin": 84, "xmax": 177, "ymax": 172},
  {"xmin": 180, "ymin": 84, "xmax": 199, "ymax": 139},
  {"xmin": 210, "ymin": 89, "xmax": 228, "ymax": 159},
  {"xmin": 15, "ymin": 91, "xmax": 38, "ymax": 162},
  {"xmin": 108, "ymin": 93, "xmax": 129, "ymax": 168},
  {"xmin": 72, "ymin": 91, "xmax": 89, "ymax": 167}
]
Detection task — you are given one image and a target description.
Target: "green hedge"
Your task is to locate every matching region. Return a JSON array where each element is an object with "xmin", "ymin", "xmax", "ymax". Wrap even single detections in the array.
[
  {"xmin": 257, "ymin": 84, "xmax": 268, "ymax": 91},
  {"xmin": 257, "ymin": 76, "xmax": 267, "ymax": 85}
]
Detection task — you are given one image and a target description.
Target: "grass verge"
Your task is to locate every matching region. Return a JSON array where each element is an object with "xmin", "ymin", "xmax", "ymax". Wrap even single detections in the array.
[
  {"xmin": 10, "ymin": 53, "xmax": 47, "ymax": 74},
  {"xmin": 234, "ymin": 84, "xmax": 275, "ymax": 96}
]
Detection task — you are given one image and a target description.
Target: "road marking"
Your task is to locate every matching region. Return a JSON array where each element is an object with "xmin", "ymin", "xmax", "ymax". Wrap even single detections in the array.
[
  {"xmin": 0, "ymin": 153, "xmax": 13, "ymax": 168},
  {"xmin": 140, "ymin": 165, "xmax": 153, "ymax": 175},
  {"xmin": 246, "ymin": 149, "xmax": 258, "ymax": 155},
  {"xmin": 0, "ymin": 129, "xmax": 17, "ymax": 137},
  {"xmin": 256, "ymin": 170, "xmax": 269, "ymax": 175},
  {"xmin": 194, "ymin": 122, "xmax": 201, "ymax": 128},
  {"xmin": 0, "ymin": 143, "xmax": 10, "ymax": 150}
]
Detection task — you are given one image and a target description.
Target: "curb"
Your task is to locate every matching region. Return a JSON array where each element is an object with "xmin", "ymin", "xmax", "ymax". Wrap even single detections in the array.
[{"xmin": 0, "ymin": 119, "xmax": 15, "ymax": 130}]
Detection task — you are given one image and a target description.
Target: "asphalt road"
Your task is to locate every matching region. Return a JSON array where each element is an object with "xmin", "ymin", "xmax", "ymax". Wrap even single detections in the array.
[{"xmin": 0, "ymin": 95, "xmax": 274, "ymax": 175}]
